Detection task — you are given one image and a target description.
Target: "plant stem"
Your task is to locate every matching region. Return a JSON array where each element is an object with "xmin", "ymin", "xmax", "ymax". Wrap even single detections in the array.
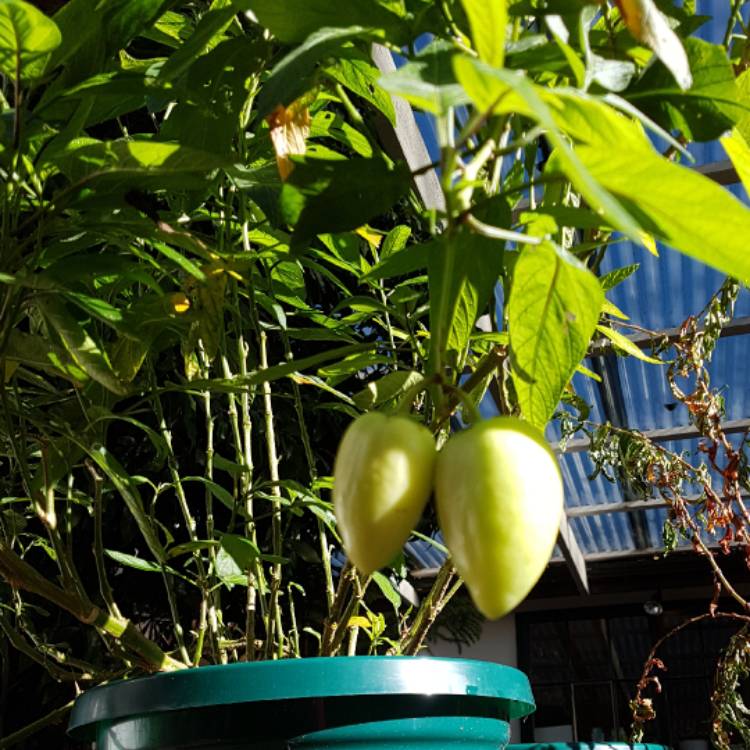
[
  {"xmin": 199, "ymin": 345, "xmax": 226, "ymax": 665},
  {"xmin": 280, "ymin": 329, "xmax": 335, "ymax": 611},
  {"xmin": 260, "ymin": 331, "xmax": 284, "ymax": 659},
  {"xmin": 630, "ymin": 611, "xmax": 750, "ymax": 742},
  {"xmin": 151, "ymin": 380, "xmax": 213, "ymax": 665},
  {"xmin": 328, "ymin": 572, "xmax": 370, "ymax": 656},
  {"xmin": 222, "ymin": 347, "xmax": 260, "ymax": 660},
  {"xmin": 431, "ymin": 345, "xmax": 506, "ymax": 430},
  {"xmin": 288, "ymin": 583, "xmax": 301, "ymax": 657},
  {"xmin": 0, "ymin": 543, "xmax": 186, "ymax": 670},
  {"xmin": 399, "ymin": 559, "xmax": 457, "ymax": 655},
  {"xmin": 320, "ymin": 561, "xmax": 355, "ymax": 655},
  {"xmin": 85, "ymin": 461, "xmax": 121, "ymax": 619},
  {"xmin": 724, "ymin": 0, "xmax": 744, "ymax": 46},
  {"xmin": 0, "ymin": 614, "xmax": 84, "ymax": 682}
]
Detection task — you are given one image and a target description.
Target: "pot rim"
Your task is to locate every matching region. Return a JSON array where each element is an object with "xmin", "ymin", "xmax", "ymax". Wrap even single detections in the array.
[{"xmin": 68, "ymin": 655, "xmax": 535, "ymax": 740}]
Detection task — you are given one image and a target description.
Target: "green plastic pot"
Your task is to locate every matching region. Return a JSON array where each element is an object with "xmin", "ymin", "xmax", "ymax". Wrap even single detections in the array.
[
  {"xmin": 68, "ymin": 656, "xmax": 535, "ymax": 749},
  {"xmin": 508, "ymin": 744, "xmax": 670, "ymax": 749}
]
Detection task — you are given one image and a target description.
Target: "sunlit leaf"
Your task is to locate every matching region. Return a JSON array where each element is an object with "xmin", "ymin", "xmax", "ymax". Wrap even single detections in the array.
[
  {"xmin": 629, "ymin": 38, "xmax": 740, "ymax": 141},
  {"xmin": 453, "ymin": 57, "xmax": 642, "ymax": 240},
  {"xmin": 371, "ymin": 570, "xmax": 401, "ymax": 615},
  {"xmin": 0, "ymin": 0, "xmax": 61, "ymax": 80},
  {"xmin": 595, "ymin": 324, "xmax": 663, "ymax": 365},
  {"xmin": 105, "ymin": 549, "xmax": 162, "ymax": 573},
  {"xmin": 509, "ymin": 242, "xmax": 603, "ymax": 428},
  {"xmin": 326, "ymin": 56, "xmax": 396, "ymax": 125},
  {"xmin": 721, "ymin": 129, "xmax": 750, "ymax": 195},
  {"xmin": 352, "ymin": 370, "xmax": 424, "ymax": 410},
  {"xmin": 379, "ymin": 40, "xmax": 468, "ymax": 115},
  {"xmin": 460, "ymin": 0, "xmax": 507, "ymax": 67}
]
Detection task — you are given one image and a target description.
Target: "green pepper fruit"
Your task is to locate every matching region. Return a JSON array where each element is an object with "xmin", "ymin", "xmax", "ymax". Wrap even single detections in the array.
[
  {"xmin": 333, "ymin": 412, "xmax": 436, "ymax": 575},
  {"xmin": 435, "ymin": 416, "xmax": 563, "ymax": 619}
]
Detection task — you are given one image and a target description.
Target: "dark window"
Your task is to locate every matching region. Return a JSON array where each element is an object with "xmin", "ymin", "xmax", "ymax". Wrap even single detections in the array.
[{"xmin": 518, "ymin": 603, "xmax": 746, "ymax": 746}]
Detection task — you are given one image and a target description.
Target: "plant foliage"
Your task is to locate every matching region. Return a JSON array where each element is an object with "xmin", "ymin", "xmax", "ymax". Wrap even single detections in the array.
[{"xmin": 1, "ymin": 0, "xmax": 750, "ymax": 744}]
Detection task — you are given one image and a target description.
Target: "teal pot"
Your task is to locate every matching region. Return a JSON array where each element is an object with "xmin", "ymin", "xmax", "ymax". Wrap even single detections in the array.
[
  {"xmin": 509, "ymin": 744, "xmax": 670, "ymax": 749},
  {"xmin": 68, "ymin": 656, "xmax": 535, "ymax": 750}
]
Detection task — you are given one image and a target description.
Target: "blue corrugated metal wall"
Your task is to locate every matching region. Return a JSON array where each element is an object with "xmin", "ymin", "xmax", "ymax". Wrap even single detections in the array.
[{"xmin": 406, "ymin": 2, "xmax": 748, "ymax": 566}]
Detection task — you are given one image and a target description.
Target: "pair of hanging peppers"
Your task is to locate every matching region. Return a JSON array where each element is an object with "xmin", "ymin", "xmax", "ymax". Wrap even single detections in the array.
[{"xmin": 332, "ymin": 412, "xmax": 564, "ymax": 620}]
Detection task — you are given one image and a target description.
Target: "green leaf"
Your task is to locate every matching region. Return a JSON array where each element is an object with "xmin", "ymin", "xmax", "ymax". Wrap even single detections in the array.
[
  {"xmin": 255, "ymin": 26, "xmax": 368, "ymax": 120},
  {"xmin": 85, "ymin": 444, "xmax": 166, "ymax": 565},
  {"xmin": 318, "ymin": 352, "xmax": 392, "ymax": 387},
  {"xmin": 460, "ymin": 0, "xmax": 507, "ymax": 68},
  {"xmin": 595, "ymin": 324, "xmax": 662, "ymax": 365},
  {"xmin": 220, "ymin": 533, "xmax": 260, "ymax": 570},
  {"xmin": 57, "ymin": 140, "xmax": 229, "ymax": 192},
  {"xmin": 29, "ymin": 436, "xmax": 84, "ymax": 499},
  {"xmin": 160, "ymin": 37, "xmax": 262, "ymax": 156},
  {"xmin": 64, "ymin": 291, "xmax": 123, "ymax": 325},
  {"xmin": 47, "ymin": 0, "xmax": 173, "ymax": 78},
  {"xmin": 721, "ymin": 129, "xmax": 750, "ymax": 196},
  {"xmin": 235, "ymin": 0, "xmax": 406, "ymax": 44},
  {"xmin": 310, "ymin": 110, "xmax": 373, "ymax": 158},
  {"xmin": 152, "ymin": 243, "xmax": 207, "ymax": 281},
  {"xmin": 215, "ymin": 547, "xmax": 247, "ymax": 589},
  {"xmin": 575, "ymin": 363, "xmax": 601, "ymax": 382},
  {"xmin": 167, "ymin": 540, "xmax": 220, "ymax": 559},
  {"xmin": 577, "ymin": 141, "xmax": 750, "ymax": 284},
  {"xmin": 105, "ymin": 549, "xmax": 162, "ymax": 573},
  {"xmin": 428, "ymin": 227, "xmax": 505, "ymax": 371},
  {"xmin": 548, "ymin": 16, "xmax": 585, "ymax": 89},
  {"xmin": 736, "ymin": 69, "xmax": 750, "ymax": 144},
  {"xmin": 371, "ymin": 571, "xmax": 401, "ymax": 615},
  {"xmin": 352, "ymin": 370, "xmax": 424, "ymax": 410},
  {"xmin": 0, "ymin": 0, "xmax": 61, "ymax": 80},
  {"xmin": 453, "ymin": 57, "xmax": 641, "ymax": 241},
  {"xmin": 601, "ymin": 298, "xmax": 628, "ymax": 321},
  {"xmin": 280, "ymin": 157, "xmax": 410, "ymax": 245},
  {"xmin": 182, "ymin": 477, "xmax": 239, "ymax": 516},
  {"xmin": 4, "ymin": 329, "xmax": 89, "ymax": 384},
  {"xmin": 379, "ymin": 40, "xmax": 469, "ymax": 115},
  {"xmin": 347, "ymin": 615, "xmax": 372, "ymax": 630},
  {"xmin": 381, "ymin": 225, "xmax": 411, "ymax": 258},
  {"xmin": 179, "ymin": 343, "xmax": 376, "ymax": 393},
  {"xmin": 35, "ymin": 296, "xmax": 129, "ymax": 395},
  {"xmin": 630, "ymin": 38, "xmax": 742, "ymax": 142},
  {"xmin": 325, "ymin": 56, "xmax": 396, "ymax": 125},
  {"xmin": 508, "ymin": 242, "xmax": 603, "ymax": 428},
  {"xmin": 363, "ymin": 239, "xmax": 433, "ymax": 281},
  {"xmin": 600, "ymin": 263, "xmax": 639, "ymax": 292},
  {"xmin": 157, "ymin": 5, "xmax": 236, "ymax": 83}
]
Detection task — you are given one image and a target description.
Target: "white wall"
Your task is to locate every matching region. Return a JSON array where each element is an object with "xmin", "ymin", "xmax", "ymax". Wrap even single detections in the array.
[{"xmin": 428, "ymin": 615, "xmax": 522, "ymax": 740}]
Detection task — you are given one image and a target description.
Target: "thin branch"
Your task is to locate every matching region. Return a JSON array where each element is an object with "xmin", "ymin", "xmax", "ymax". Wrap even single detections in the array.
[
  {"xmin": 0, "ymin": 543, "xmax": 186, "ymax": 670},
  {"xmin": 320, "ymin": 561, "xmax": 355, "ymax": 655},
  {"xmin": 260, "ymin": 331, "xmax": 285, "ymax": 659},
  {"xmin": 399, "ymin": 558, "xmax": 458, "ymax": 655},
  {"xmin": 464, "ymin": 213, "xmax": 542, "ymax": 245},
  {"xmin": 85, "ymin": 461, "xmax": 121, "ymax": 619}
]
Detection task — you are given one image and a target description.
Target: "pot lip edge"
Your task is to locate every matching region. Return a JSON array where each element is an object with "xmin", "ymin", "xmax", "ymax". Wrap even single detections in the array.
[{"xmin": 68, "ymin": 655, "xmax": 535, "ymax": 740}]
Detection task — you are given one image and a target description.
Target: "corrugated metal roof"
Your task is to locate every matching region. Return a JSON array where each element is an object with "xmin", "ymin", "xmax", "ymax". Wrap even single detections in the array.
[{"xmin": 405, "ymin": 4, "xmax": 748, "ymax": 571}]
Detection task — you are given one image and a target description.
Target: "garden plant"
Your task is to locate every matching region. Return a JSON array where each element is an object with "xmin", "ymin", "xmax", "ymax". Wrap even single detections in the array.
[{"xmin": 1, "ymin": 0, "xmax": 750, "ymax": 746}]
